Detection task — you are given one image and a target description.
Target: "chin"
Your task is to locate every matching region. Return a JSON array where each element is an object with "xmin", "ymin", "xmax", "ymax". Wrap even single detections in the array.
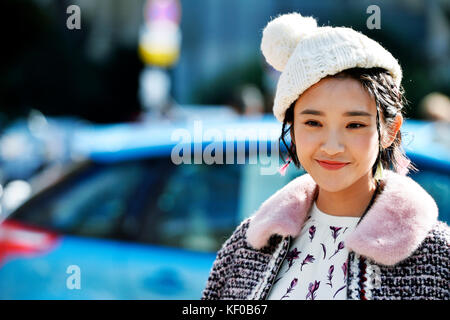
[
  {"xmin": 315, "ymin": 178, "xmax": 353, "ymax": 193},
  {"xmin": 308, "ymin": 169, "xmax": 356, "ymax": 193}
]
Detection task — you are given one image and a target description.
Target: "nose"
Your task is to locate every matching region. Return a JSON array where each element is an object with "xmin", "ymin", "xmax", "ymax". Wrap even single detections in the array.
[{"xmin": 320, "ymin": 131, "xmax": 345, "ymax": 156}]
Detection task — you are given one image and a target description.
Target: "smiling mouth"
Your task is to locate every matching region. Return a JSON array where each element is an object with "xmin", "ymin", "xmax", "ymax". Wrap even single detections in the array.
[{"xmin": 316, "ymin": 160, "xmax": 350, "ymax": 170}]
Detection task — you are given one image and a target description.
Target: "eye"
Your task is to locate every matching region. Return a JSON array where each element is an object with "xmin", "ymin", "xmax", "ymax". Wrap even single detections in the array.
[
  {"xmin": 347, "ymin": 123, "xmax": 366, "ymax": 129},
  {"xmin": 304, "ymin": 120, "xmax": 321, "ymax": 127}
]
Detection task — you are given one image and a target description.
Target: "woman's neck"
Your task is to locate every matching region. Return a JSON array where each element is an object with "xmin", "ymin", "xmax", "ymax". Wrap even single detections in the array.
[{"xmin": 315, "ymin": 173, "xmax": 377, "ymax": 218}]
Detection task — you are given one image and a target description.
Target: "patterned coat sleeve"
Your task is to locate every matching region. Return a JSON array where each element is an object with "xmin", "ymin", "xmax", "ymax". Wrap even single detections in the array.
[
  {"xmin": 413, "ymin": 220, "xmax": 450, "ymax": 300},
  {"xmin": 371, "ymin": 220, "xmax": 450, "ymax": 300},
  {"xmin": 428, "ymin": 221, "xmax": 450, "ymax": 299},
  {"xmin": 201, "ymin": 218, "xmax": 251, "ymax": 300}
]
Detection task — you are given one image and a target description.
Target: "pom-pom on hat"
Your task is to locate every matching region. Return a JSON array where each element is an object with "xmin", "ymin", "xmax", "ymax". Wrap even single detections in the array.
[{"xmin": 261, "ymin": 12, "xmax": 403, "ymax": 123}]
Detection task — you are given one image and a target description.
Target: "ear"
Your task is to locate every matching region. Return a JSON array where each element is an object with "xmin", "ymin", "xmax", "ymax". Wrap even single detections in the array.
[{"xmin": 382, "ymin": 113, "xmax": 403, "ymax": 148}]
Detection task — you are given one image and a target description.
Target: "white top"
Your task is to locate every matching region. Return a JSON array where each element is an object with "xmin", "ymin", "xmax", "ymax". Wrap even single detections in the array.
[{"xmin": 267, "ymin": 201, "xmax": 360, "ymax": 300}]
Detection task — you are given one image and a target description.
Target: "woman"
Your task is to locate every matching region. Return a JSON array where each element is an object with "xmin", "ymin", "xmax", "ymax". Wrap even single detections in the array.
[{"xmin": 202, "ymin": 12, "xmax": 449, "ymax": 300}]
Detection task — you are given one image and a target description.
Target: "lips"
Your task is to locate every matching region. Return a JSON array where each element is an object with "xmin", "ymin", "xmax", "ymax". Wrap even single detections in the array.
[{"xmin": 316, "ymin": 160, "xmax": 350, "ymax": 170}]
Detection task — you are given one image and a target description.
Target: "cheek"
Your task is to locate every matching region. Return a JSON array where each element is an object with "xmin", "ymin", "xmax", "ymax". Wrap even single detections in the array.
[
  {"xmin": 350, "ymin": 131, "xmax": 379, "ymax": 164},
  {"xmin": 293, "ymin": 127, "xmax": 313, "ymax": 150},
  {"xmin": 293, "ymin": 127, "xmax": 319, "ymax": 162}
]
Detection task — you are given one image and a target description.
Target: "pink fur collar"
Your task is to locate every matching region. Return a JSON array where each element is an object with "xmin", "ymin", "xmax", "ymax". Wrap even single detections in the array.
[{"xmin": 246, "ymin": 170, "xmax": 439, "ymax": 266}]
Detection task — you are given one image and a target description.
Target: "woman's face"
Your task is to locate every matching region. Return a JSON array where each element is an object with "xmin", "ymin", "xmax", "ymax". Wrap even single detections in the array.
[{"xmin": 292, "ymin": 76, "xmax": 380, "ymax": 192}]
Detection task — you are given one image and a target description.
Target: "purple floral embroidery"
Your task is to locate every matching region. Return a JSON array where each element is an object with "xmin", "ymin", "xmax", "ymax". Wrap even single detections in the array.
[
  {"xmin": 300, "ymin": 254, "xmax": 315, "ymax": 271},
  {"xmin": 284, "ymin": 248, "xmax": 301, "ymax": 273},
  {"xmin": 280, "ymin": 278, "xmax": 298, "ymax": 300},
  {"xmin": 306, "ymin": 280, "xmax": 320, "ymax": 300},
  {"xmin": 320, "ymin": 243, "xmax": 326, "ymax": 259},
  {"xmin": 326, "ymin": 265, "xmax": 334, "ymax": 287},
  {"xmin": 309, "ymin": 225, "xmax": 316, "ymax": 242},
  {"xmin": 343, "ymin": 227, "xmax": 349, "ymax": 234},
  {"xmin": 330, "ymin": 226, "xmax": 343, "ymax": 243},
  {"xmin": 329, "ymin": 241, "xmax": 345, "ymax": 260},
  {"xmin": 333, "ymin": 285, "xmax": 346, "ymax": 298},
  {"xmin": 342, "ymin": 261, "xmax": 348, "ymax": 281}
]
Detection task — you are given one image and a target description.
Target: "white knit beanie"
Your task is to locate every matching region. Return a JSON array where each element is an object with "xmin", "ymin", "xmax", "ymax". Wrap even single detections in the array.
[{"xmin": 261, "ymin": 12, "xmax": 403, "ymax": 123}]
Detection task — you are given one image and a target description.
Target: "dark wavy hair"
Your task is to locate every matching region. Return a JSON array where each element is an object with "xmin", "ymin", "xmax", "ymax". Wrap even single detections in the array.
[{"xmin": 279, "ymin": 67, "xmax": 417, "ymax": 176}]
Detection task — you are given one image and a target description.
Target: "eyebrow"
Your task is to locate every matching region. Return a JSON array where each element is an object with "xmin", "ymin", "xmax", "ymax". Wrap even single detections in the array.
[{"xmin": 299, "ymin": 109, "xmax": 373, "ymax": 117}]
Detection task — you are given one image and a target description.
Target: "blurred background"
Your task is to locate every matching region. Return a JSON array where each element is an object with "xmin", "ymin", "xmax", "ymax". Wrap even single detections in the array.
[{"xmin": 0, "ymin": 0, "xmax": 448, "ymax": 299}]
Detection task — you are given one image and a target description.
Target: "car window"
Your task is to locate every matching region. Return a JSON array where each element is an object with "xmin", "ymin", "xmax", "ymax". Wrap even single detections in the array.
[
  {"xmin": 10, "ymin": 161, "xmax": 152, "ymax": 239},
  {"xmin": 237, "ymin": 155, "xmax": 306, "ymax": 222},
  {"xmin": 139, "ymin": 160, "xmax": 242, "ymax": 252},
  {"xmin": 138, "ymin": 153, "xmax": 306, "ymax": 252}
]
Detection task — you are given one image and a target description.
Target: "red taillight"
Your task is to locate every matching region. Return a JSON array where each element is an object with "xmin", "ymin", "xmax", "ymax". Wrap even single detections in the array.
[{"xmin": 0, "ymin": 219, "xmax": 59, "ymax": 266}]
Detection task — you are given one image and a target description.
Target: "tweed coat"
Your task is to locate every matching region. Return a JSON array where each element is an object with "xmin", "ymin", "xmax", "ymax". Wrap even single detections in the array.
[{"xmin": 202, "ymin": 170, "xmax": 449, "ymax": 300}]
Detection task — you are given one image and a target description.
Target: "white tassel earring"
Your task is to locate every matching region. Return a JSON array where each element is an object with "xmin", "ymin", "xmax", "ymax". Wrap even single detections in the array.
[{"xmin": 374, "ymin": 159, "xmax": 384, "ymax": 181}]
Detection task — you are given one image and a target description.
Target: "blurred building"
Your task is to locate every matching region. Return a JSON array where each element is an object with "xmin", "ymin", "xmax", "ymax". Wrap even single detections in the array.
[{"xmin": 1, "ymin": 0, "xmax": 449, "ymax": 123}]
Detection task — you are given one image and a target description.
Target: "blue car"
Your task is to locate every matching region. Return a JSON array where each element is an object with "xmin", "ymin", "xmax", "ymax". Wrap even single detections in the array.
[{"xmin": 0, "ymin": 116, "xmax": 448, "ymax": 299}]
